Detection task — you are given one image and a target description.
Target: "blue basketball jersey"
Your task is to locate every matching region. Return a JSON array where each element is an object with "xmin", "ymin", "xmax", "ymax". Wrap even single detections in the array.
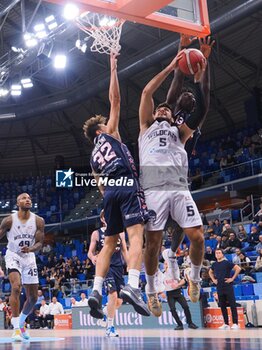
[
  {"xmin": 90, "ymin": 133, "xmax": 139, "ymax": 183},
  {"xmin": 97, "ymin": 228, "xmax": 123, "ymax": 267}
]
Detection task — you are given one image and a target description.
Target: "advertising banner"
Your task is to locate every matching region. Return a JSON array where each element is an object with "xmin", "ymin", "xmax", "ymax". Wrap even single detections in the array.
[{"xmin": 72, "ymin": 302, "xmax": 203, "ymax": 329}]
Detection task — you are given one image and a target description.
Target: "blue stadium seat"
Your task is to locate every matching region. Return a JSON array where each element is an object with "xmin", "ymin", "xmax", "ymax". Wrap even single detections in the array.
[
  {"xmin": 77, "ymin": 273, "xmax": 86, "ymax": 281},
  {"xmin": 233, "ymin": 285, "xmax": 242, "ymax": 297},
  {"xmin": 255, "ymin": 273, "xmax": 262, "ymax": 283},
  {"xmin": 253, "ymin": 283, "xmax": 262, "ymax": 296},
  {"xmin": 241, "ymin": 284, "xmax": 254, "ymax": 296},
  {"xmin": 225, "ymin": 254, "xmax": 233, "ymax": 262}
]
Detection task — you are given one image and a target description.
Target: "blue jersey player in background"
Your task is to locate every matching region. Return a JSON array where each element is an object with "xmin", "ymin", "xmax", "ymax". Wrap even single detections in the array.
[
  {"xmin": 83, "ymin": 53, "xmax": 150, "ymax": 318},
  {"xmin": 88, "ymin": 210, "xmax": 129, "ymax": 337}
]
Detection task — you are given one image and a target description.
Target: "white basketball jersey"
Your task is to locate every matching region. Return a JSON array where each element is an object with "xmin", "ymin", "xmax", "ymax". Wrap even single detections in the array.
[
  {"xmin": 7, "ymin": 212, "xmax": 36, "ymax": 254},
  {"xmin": 138, "ymin": 120, "xmax": 189, "ymax": 190}
]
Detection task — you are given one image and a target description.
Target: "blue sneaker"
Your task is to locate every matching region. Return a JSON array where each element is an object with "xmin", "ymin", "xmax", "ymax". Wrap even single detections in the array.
[
  {"xmin": 19, "ymin": 326, "xmax": 30, "ymax": 340},
  {"xmin": 106, "ymin": 326, "xmax": 119, "ymax": 337}
]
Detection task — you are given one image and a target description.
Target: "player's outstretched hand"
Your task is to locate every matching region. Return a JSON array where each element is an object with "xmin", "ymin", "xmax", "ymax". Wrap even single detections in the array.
[
  {"xmin": 199, "ymin": 36, "xmax": 215, "ymax": 59},
  {"xmin": 170, "ymin": 50, "xmax": 184, "ymax": 70},
  {"xmin": 180, "ymin": 33, "xmax": 197, "ymax": 48},
  {"xmin": 194, "ymin": 59, "xmax": 207, "ymax": 83}
]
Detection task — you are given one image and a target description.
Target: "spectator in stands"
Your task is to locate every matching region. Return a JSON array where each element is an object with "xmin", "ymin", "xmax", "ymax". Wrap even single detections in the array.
[
  {"xmin": 214, "ymin": 202, "xmax": 222, "ymax": 211},
  {"xmin": 238, "ymin": 252, "xmax": 251, "ymax": 274},
  {"xmin": 205, "ymin": 221, "xmax": 214, "ymax": 239},
  {"xmin": 56, "ymin": 255, "xmax": 65, "ymax": 269},
  {"xmin": 232, "ymin": 248, "xmax": 242, "ymax": 265},
  {"xmin": 258, "ymin": 221, "xmax": 262, "ymax": 234},
  {"xmin": 181, "ymin": 249, "xmax": 191, "ymax": 268},
  {"xmin": 237, "ymin": 225, "xmax": 248, "ymax": 242},
  {"xmin": 226, "ymin": 154, "xmax": 235, "ymax": 168},
  {"xmin": 82, "ymin": 240, "xmax": 89, "ymax": 254},
  {"xmin": 253, "ymin": 204, "xmax": 262, "ymax": 223},
  {"xmin": 4, "ymin": 297, "xmax": 12, "ymax": 329},
  {"xmin": 0, "ymin": 251, "xmax": 5, "ymax": 270},
  {"xmin": 190, "ymin": 168, "xmax": 203, "ymax": 190},
  {"xmin": 46, "ymin": 256, "xmax": 55, "ymax": 269},
  {"xmin": 220, "ymin": 235, "xmax": 229, "ymax": 251},
  {"xmin": 0, "ymin": 298, "xmax": 5, "ymax": 311},
  {"xmin": 224, "ymin": 232, "xmax": 242, "ymax": 253},
  {"xmin": 222, "ymin": 224, "xmax": 236, "ymax": 238},
  {"xmin": 200, "ymin": 269, "xmax": 211, "ymax": 287},
  {"xmin": 70, "ymin": 298, "xmax": 77, "ymax": 307},
  {"xmin": 42, "ymin": 243, "xmax": 52, "ymax": 255},
  {"xmin": 77, "ymin": 293, "xmax": 88, "ymax": 307},
  {"xmin": 175, "ymin": 250, "xmax": 183, "ymax": 266},
  {"xmin": 209, "ymin": 249, "xmax": 241, "ymax": 330},
  {"xmin": 242, "ymin": 195, "xmax": 252, "ymax": 219},
  {"xmin": 47, "ymin": 297, "xmax": 64, "ymax": 327},
  {"xmin": 220, "ymin": 157, "xmax": 227, "ymax": 170},
  {"xmin": 255, "ymin": 235, "xmax": 262, "ymax": 253},
  {"xmin": 253, "ymin": 249, "xmax": 262, "ymax": 272},
  {"xmin": 38, "ymin": 300, "xmax": 50, "ymax": 329},
  {"xmin": 215, "ymin": 236, "xmax": 222, "ymax": 249},
  {"xmin": 75, "ymin": 259, "xmax": 83, "ymax": 274},
  {"xmin": 244, "ymin": 226, "xmax": 260, "ymax": 251},
  {"xmin": 204, "ymin": 246, "xmax": 216, "ymax": 262},
  {"xmin": 213, "ymin": 219, "xmax": 222, "ymax": 236},
  {"xmin": 35, "ymin": 290, "xmax": 45, "ymax": 308}
]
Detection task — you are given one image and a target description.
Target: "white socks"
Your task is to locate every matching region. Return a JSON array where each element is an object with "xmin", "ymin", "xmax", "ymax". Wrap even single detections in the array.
[
  {"xmin": 11, "ymin": 316, "xmax": 20, "ymax": 329},
  {"xmin": 128, "ymin": 269, "xmax": 140, "ymax": 289},
  {"xmin": 190, "ymin": 263, "xmax": 202, "ymax": 283},
  {"xmin": 93, "ymin": 276, "xmax": 104, "ymax": 294},
  {"xmin": 107, "ymin": 317, "xmax": 114, "ymax": 328},
  {"xmin": 145, "ymin": 272, "xmax": 158, "ymax": 294}
]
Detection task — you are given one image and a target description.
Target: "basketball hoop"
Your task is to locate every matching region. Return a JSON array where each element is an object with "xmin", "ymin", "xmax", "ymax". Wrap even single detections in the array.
[{"xmin": 76, "ymin": 12, "xmax": 125, "ymax": 55}]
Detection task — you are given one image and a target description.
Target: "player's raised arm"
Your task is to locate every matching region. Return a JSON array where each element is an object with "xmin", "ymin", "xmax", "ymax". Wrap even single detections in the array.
[
  {"xmin": 166, "ymin": 35, "xmax": 197, "ymax": 106},
  {"xmin": 179, "ymin": 36, "xmax": 214, "ymax": 144},
  {"xmin": 139, "ymin": 52, "xmax": 183, "ymax": 133},
  {"xmin": 106, "ymin": 52, "xmax": 121, "ymax": 139},
  {"xmin": 0, "ymin": 216, "xmax": 12, "ymax": 241}
]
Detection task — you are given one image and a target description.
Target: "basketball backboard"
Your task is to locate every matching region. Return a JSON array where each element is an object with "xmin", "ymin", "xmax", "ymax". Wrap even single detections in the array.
[{"xmin": 45, "ymin": 0, "xmax": 210, "ymax": 37}]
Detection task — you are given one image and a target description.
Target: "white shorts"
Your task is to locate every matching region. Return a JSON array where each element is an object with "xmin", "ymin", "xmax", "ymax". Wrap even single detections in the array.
[
  {"xmin": 5, "ymin": 250, "xmax": 39, "ymax": 285},
  {"xmin": 145, "ymin": 189, "xmax": 202, "ymax": 231}
]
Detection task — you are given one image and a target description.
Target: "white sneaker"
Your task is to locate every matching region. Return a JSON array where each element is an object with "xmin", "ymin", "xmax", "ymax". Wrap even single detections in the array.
[
  {"xmin": 231, "ymin": 324, "xmax": 239, "ymax": 330},
  {"xmin": 12, "ymin": 329, "xmax": 23, "ymax": 342},
  {"xmin": 218, "ymin": 324, "xmax": 230, "ymax": 330}
]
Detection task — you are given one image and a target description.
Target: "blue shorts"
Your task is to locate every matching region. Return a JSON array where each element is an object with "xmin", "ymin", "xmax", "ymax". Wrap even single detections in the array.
[
  {"xmin": 104, "ymin": 183, "xmax": 149, "ymax": 236},
  {"xmin": 104, "ymin": 266, "xmax": 125, "ymax": 297}
]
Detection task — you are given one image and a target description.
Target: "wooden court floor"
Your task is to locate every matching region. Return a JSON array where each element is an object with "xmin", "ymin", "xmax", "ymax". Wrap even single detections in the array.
[{"xmin": 0, "ymin": 328, "xmax": 262, "ymax": 350}]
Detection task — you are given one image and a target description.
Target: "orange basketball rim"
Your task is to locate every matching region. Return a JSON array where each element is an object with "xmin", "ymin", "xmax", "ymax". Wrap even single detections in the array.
[{"xmin": 44, "ymin": 0, "xmax": 210, "ymax": 37}]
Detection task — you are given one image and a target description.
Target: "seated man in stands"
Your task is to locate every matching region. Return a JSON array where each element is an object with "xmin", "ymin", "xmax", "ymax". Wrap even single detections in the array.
[
  {"xmin": 243, "ymin": 226, "xmax": 260, "ymax": 252},
  {"xmin": 232, "ymin": 248, "xmax": 242, "ymax": 265},
  {"xmin": 255, "ymin": 235, "xmax": 262, "ymax": 254},
  {"xmin": 252, "ymin": 248, "xmax": 262, "ymax": 272},
  {"xmin": 47, "ymin": 296, "xmax": 64, "ymax": 328},
  {"xmin": 38, "ymin": 299, "xmax": 50, "ymax": 329},
  {"xmin": 204, "ymin": 246, "xmax": 216, "ymax": 262},
  {"xmin": 223, "ymin": 232, "xmax": 242, "ymax": 254}
]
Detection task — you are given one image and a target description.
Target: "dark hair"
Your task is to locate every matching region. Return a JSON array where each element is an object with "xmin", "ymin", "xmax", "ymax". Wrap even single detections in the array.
[
  {"xmin": 215, "ymin": 248, "xmax": 224, "ymax": 254},
  {"xmin": 83, "ymin": 115, "xmax": 107, "ymax": 144},
  {"xmin": 155, "ymin": 102, "xmax": 173, "ymax": 113}
]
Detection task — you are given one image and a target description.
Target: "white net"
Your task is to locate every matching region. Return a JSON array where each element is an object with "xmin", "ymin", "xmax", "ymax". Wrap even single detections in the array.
[{"xmin": 75, "ymin": 12, "xmax": 125, "ymax": 55}]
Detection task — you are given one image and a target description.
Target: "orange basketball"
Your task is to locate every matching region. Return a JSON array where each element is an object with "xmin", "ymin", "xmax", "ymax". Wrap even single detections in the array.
[{"xmin": 178, "ymin": 48, "xmax": 205, "ymax": 75}]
